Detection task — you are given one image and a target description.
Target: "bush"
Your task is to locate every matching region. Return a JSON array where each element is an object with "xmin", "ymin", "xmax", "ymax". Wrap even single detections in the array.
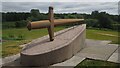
[
  {"xmin": 97, "ymin": 12, "xmax": 113, "ymax": 29},
  {"xmin": 15, "ymin": 20, "xmax": 28, "ymax": 28},
  {"xmin": 85, "ymin": 19, "xmax": 98, "ymax": 28},
  {"xmin": 112, "ymin": 24, "xmax": 120, "ymax": 31},
  {"xmin": 2, "ymin": 22, "xmax": 16, "ymax": 29}
]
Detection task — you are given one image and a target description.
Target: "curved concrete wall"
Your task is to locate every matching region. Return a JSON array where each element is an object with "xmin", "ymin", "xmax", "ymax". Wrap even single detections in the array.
[{"xmin": 20, "ymin": 24, "xmax": 86, "ymax": 66}]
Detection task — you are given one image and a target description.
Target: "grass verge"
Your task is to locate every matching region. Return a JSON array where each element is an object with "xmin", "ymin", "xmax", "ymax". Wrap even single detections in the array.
[{"xmin": 75, "ymin": 58, "xmax": 120, "ymax": 68}]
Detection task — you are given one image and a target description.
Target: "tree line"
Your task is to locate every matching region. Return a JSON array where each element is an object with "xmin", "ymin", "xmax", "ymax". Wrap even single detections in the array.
[
  {"xmin": 2, "ymin": 9, "xmax": 119, "ymax": 31},
  {"xmin": 2, "ymin": 9, "xmax": 83, "ymax": 22}
]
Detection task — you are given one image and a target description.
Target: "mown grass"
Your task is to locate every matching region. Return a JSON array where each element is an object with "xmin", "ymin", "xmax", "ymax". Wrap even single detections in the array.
[
  {"xmin": 2, "ymin": 26, "xmax": 65, "ymax": 57},
  {"xmin": 75, "ymin": 58, "xmax": 120, "ymax": 68},
  {"xmin": 86, "ymin": 28, "xmax": 120, "ymax": 44}
]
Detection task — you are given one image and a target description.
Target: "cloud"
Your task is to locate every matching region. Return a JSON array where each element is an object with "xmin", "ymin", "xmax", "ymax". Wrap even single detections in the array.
[
  {"xmin": 2, "ymin": 0, "xmax": 119, "ymax": 2},
  {"xmin": 2, "ymin": 2, "xmax": 118, "ymax": 15}
]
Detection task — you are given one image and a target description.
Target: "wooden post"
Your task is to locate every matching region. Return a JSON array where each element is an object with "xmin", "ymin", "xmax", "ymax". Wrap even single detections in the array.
[{"xmin": 48, "ymin": 6, "xmax": 54, "ymax": 41}]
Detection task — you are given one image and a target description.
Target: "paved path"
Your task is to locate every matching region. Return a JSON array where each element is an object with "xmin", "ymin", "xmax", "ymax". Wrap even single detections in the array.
[
  {"xmin": 2, "ymin": 54, "xmax": 20, "ymax": 65},
  {"xmin": 107, "ymin": 46, "xmax": 120, "ymax": 63},
  {"xmin": 76, "ymin": 39, "xmax": 118, "ymax": 61},
  {"xmin": 1, "ymin": 39, "xmax": 119, "ymax": 67},
  {"xmin": 52, "ymin": 56, "xmax": 85, "ymax": 67}
]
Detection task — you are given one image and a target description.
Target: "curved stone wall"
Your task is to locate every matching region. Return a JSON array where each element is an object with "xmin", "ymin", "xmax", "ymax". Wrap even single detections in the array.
[{"xmin": 20, "ymin": 24, "xmax": 86, "ymax": 66}]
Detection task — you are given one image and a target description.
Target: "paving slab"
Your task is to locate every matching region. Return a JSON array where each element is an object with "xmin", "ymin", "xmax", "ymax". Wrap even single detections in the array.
[
  {"xmin": 2, "ymin": 54, "xmax": 20, "ymax": 65},
  {"xmin": 76, "ymin": 39, "xmax": 118, "ymax": 60},
  {"xmin": 114, "ymin": 45, "xmax": 120, "ymax": 53},
  {"xmin": 2, "ymin": 57, "xmax": 21, "ymax": 66},
  {"xmin": 107, "ymin": 46, "xmax": 120, "ymax": 63},
  {"xmin": 52, "ymin": 56, "xmax": 85, "ymax": 67},
  {"xmin": 85, "ymin": 39, "xmax": 111, "ymax": 47},
  {"xmin": 1, "ymin": 54, "xmax": 21, "ymax": 67},
  {"xmin": 107, "ymin": 53, "xmax": 120, "ymax": 63}
]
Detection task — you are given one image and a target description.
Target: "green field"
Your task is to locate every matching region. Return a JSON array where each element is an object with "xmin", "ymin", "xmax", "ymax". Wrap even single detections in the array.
[
  {"xmin": 2, "ymin": 27, "xmax": 65, "ymax": 57},
  {"xmin": 86, "ymin": 28, "xmax": 119, "ymax": 44},
  {"xmin": 2, "ymin": 26, "xmax": 119, "ymax": 57}
]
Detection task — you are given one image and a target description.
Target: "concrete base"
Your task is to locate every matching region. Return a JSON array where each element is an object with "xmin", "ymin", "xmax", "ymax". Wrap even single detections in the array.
[{"xmin": 20, "ymin": 24, "xmax": 86, "ymax": 66}]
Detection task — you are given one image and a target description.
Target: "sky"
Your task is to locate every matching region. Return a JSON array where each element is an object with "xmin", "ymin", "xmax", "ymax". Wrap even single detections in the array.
[
  {"xmin": 1, "ymin": 0, "xmax": 119, "ymax": 2},
  {"xmin": 1, "ymin": 1, "xmax": 119, "ymax": 15}
]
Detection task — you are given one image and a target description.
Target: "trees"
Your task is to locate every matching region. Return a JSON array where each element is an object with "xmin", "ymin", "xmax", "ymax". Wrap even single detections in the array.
[
  {"xmin": 2, "ymin": 9, "xmax": 119, "ymax": 30},
  {"xmin": 91, "ymin": 11, "xmax": 99, "ymax": 19},
  {"xmin": 85, "ymin": 19, "xmax": 98, "ymax": 28},
  {"xmin": 97, "ymin": 12, "xmax": 113, "ymax": 29},
  {"xmin": 30, "ymin": 9, "xmax": 40, "ymax": 17},
  {"xmin": 2, "ymin": 12, "xmax": 30, "ymax": 22},
  {"xmin": 91, "ymin": 11, "xmax": 113, "ymax": 29},
  {"xmin": 28, "ymin": 9, "xmax": 41, "ymax": 21},
  {"xmin": 15, "ymin": 20, "xmax": 28, "ymax": 28}
]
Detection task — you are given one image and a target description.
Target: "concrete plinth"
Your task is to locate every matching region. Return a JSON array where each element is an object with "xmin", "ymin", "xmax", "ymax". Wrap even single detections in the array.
[{"xmin": 20, "ymin": 24, "xmax": 86, "ymax": 66}]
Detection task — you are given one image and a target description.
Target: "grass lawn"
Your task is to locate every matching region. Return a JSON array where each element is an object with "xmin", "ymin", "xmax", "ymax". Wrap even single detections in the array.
[
  {"xmin": 2, "ymin": 26, "xmax": 65, "ymax": 57},
  {"xmin": 75, "ymin": 58, "xmax": 120, "ymax": 68},
  {"xmin": 86, "ymin": 28, "xmax": 120, "ymax": 44}
]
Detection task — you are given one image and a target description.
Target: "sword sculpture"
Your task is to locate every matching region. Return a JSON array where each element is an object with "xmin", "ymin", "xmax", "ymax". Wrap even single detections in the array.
[{"xmin": 27, "ymin": 6, "xmax": 84, "ymax": 41}]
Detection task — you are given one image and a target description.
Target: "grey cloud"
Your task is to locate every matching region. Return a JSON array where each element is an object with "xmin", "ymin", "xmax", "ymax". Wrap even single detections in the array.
[
  {"xmin": 118, "ymin": 2, "xmax": 120, "ymax": 14},
  {"xmin": 2, "ymin": 2, "xmax": 118, "ymax": 15}
]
